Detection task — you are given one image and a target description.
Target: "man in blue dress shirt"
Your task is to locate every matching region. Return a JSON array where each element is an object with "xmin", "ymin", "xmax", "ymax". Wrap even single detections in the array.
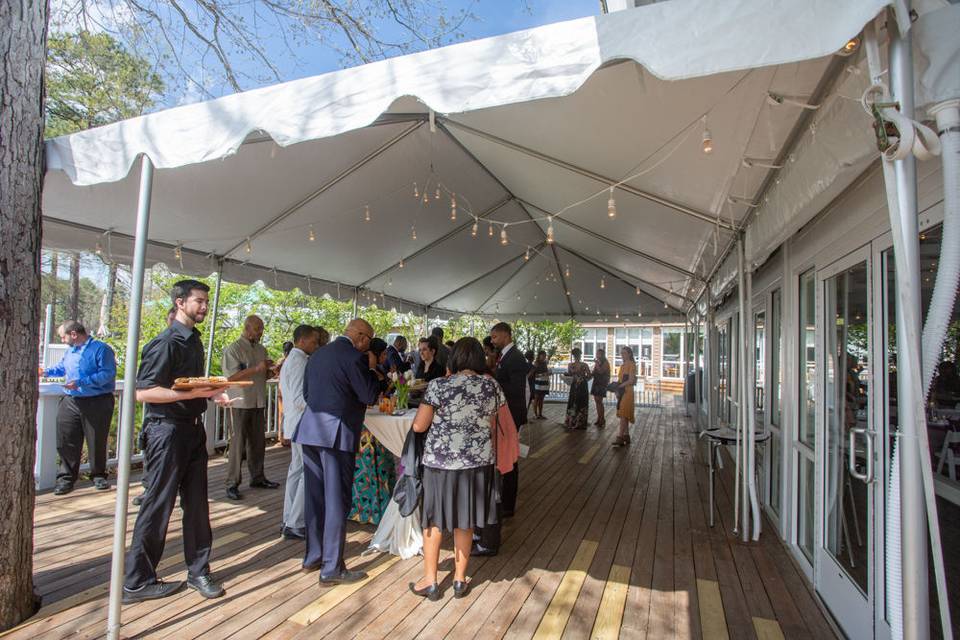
[
  {"xmin": 42, "ymin": 320, "xmax": 117, "ymax": 495},
  {"xmin": 294, "ymin": 318, "xmax": 380, "ymax": 585}
]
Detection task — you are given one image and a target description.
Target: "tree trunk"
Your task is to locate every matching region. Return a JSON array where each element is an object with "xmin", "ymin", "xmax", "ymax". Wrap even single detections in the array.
[
  {"xmin": 68, "ymin": 252, "xmax": 80, "ymax": 321},
  {"xmin": 97, "ymin": 261, "xmax": 117, "ymax": 336},
  {"xmin": 0, "ymin": 0, "xmax": 46, "ymax": 630}
]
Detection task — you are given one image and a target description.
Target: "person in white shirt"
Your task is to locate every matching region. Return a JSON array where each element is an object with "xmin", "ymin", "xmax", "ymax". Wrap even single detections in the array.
[{"xmin": 279, "ymin": 324, "xmax": 325, "ymax": 540}]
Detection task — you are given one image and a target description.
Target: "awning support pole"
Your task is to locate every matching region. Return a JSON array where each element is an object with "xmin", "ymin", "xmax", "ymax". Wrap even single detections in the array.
[
  {"xmin": 106, "ymin": 156, "xmax": 154, "ymax": 640},
  {"xmin": 204, "ymin": 266, "xmax": 223, "ymax": 376},
  {"xmin": 694, "ymin": 315, "xmax": 702, "ymax": 429},
  {"xmin": 736, "ymin": 236, "xmax": 749, "ymax": 541},
  {"xmin": 887, "ymin": 15, "xmax": 930, "ymax": 638}
]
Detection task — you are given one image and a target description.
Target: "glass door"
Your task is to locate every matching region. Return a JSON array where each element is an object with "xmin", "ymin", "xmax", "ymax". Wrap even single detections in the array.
[{"xmin": 816, "ymin": 246, "xmax": 876, "ymax": 637}]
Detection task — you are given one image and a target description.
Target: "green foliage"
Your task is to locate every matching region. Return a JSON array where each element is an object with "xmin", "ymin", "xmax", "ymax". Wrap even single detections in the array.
[
  {"xmin": 512, "ymin": 320, "xmax": 583, "ymax": 360},
  {"xmin": 46, "ymin": 31, "xmax": 164, "ymax": 138}
]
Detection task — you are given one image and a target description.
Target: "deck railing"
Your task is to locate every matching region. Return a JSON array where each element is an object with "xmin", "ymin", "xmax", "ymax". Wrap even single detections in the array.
[{"xmin": 543, "ymin": 367, "xmax": 664, "ymax": 406}]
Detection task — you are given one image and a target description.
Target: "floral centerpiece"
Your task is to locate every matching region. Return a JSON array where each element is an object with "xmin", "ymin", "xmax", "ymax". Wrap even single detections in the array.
[{"xmin": 388, "ymin": 369, "xmax": 415, "ymax": 411}]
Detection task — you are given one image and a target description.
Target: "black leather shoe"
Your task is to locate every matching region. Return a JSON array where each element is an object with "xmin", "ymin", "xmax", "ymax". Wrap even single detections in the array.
[
  {"xmin": 502, "ymin": 509, "xmax": 515, "ymax": 518},
  {"xmin": 186, "ymin": 573, "xmax": 225, "ymax": 599},
  {"xmin": 453, "ymin": 580, "xmax": 470, "ymax": 599},
  {"xmin": 53, "ymin": 482, "xmax": 73, "ymax": 496},
  {"xmin": 282, "ymin": 526, "xmax": 305, "ymax": 540},
  {"xmin": 250, "ymin": 479, "xmax": 280, "ymax": 489},
  {"xmin": 409, "ymin": 581, "xmax": 442, "ymax": 601},
  {"xmin": 93, "ymin": 477, "xmax": 110, "ymax": 491},
  {"xmin": 122, "ymin": 580, "xmax": 184, "ymax": 604},
  {"xmin": 470, "ymin": 544, "xmax": 498, "ymax": 557},
  {"xmin": 319, "ymin": 569, "xmax": 367, "ymax": 586},
  {"xmin": 226, "ymin": 486, "xmax": 242, "ymax": 500}
]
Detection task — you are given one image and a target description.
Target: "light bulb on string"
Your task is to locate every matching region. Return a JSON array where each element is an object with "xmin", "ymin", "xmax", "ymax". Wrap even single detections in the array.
[
  {"xmin": 450, "ymin": 196, "xmax": 457, "ymax": 220},
  {"xmin": 564, "ymin": 265, "xmax": 570, "ymax": 278},
  {"xmin": 434, "ymin": 186, "xmax": 441, "ymax": 200},
  {"xmin": 413, "ymin": 182, "xmax": 419, "ymax": 198},
  {"xmin": 488, "ymin": 222, "xmax": 494, "ymax": 238},
  {"xmin": 95, "ymin": 240, "xmax": 103, "ymax": 256},
  {"xmin": 607, "ymin": 187, "xmax": 617, "ymax": 219},
  {"xmin": 500, "ymin": 225, "xmax": 509, "ymax": 246},
  {"xmin": 546, "ymin": 216, "xmax": 555, "ymax": 244},
  {"xmin": 308, "ymin": 226, "xmax": 316, "ymax": 242},
  {"xmin": 635, "ymin": 285, "xmax": 641, "ymax": 295},
  {"xmin": 524, "ymin": 247, "xmax": 530, "ymax": 261},
  {"xmin": 422, "ymin": 193, "xmax": 430, "ymax": 205},
  {"xmin": 471, "ymin": 220, "xmax": 478, "ymax": 237},
  {"xmin": 600, "ymin": 277, "xmax": 605, "ymax": 289},
  {"xmin": 701, "ymin": 116, "xmax": 713, "ymax": 154},
  {"xmin": 399, "ymin": 258, "xmax": 405, "ymax": 269},
  {"xmin": 245, "ymin": 237, "xmax": 252, "ymax": 253},
  {"xmin": 411, "ymin": 226, "xmax": 417, "ymax": 241},
  {"xmin": 365, "ymin": 205, "xmax": 371, "ymax": 223},
  {"xmin": 173, "ymin": 243, "xmax": 182, "ymax": 260}
]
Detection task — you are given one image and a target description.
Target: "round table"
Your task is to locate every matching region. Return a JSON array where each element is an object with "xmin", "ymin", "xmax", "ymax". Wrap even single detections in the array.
[{"xmin": 362, "ymin": 409, "xmax": 422, "ymax": 559}]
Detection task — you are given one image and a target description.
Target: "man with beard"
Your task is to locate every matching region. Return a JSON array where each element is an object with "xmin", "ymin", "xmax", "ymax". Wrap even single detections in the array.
[
  {"xmin": 123, "ymin": 280, "xmax": 230, "ymax": 603},
  {"xmin": 222, "ymin": 314, "xmax": 280, "ymax": 500}
]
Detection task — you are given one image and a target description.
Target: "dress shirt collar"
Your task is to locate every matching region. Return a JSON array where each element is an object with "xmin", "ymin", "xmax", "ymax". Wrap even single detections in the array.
[
  {"xmin": 70, "ymin": 336, "xmax": 93, "ymax": 353},
  {"xmin": 170, "ymin": 319, "xmax": 198, "ymax": 340},
  {"xmin": 500, "ymin": 342, "xmax": 514, "ymax": 357}
]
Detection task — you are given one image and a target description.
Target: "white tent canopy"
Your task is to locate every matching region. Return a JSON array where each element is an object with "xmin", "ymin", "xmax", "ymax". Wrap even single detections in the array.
[{"xmin": 42, "ymin": 0, "xmax": 891, "ymax": 321}]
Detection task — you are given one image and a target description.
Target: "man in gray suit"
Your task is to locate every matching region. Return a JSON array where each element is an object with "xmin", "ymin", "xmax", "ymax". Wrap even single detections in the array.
[{"xmin": 294, "ymin": 319, "xmax": 380, "ymax": 585}]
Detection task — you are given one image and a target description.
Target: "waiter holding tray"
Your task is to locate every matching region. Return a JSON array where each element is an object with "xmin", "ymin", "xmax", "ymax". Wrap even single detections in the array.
[{"xmin": 122, "ymin": 279, "xmax": 234, "ymax": 604}]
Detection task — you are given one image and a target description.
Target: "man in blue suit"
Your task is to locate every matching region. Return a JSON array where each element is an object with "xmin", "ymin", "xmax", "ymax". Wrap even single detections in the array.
[{"xmin": 294, "ymin": 318, "xmax": 381, "ymax": 585}]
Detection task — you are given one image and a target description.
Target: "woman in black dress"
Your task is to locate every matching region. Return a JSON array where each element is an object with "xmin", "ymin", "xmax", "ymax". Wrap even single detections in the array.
[
  {"xmin": 565, "ymin": 348, "xmax": 591, "ymax": 429},
  {"xmin": 416, "ymin": 336, "xmax": 445, "ymax": 382},
  {"xmin": 531, "ymin": 350, "xmax": 550, "ymax": 420},
  {"xmin": 590, "ymin": 348, "xmax": 611, "ymax": 428}
]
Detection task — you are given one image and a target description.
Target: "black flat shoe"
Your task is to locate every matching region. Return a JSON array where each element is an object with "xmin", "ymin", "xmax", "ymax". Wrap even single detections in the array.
[
  {"xmin": 470, "ymin": 544, "xmax": 498, "ymax": 557},
  {"xmin": 282, "ymin": 526, "xmax": 306, "ymax": 540},
  {"xmin": 409, "ymin": 581, "xmax": 442, "ymax": 601},
  {"xmin": 453, "ymin": 580, "xmax": 470, "ymax": 599},
  {"xmin": 187, "ymin": 573, "xmax": 225, "ymax": 599},
  {"xmin": 122, "ymin": 580, "xmax": 184, "ymax": 604},
  {"xmin": 250, "ymin": 479, "xmax": 280, "ymax": 489}
]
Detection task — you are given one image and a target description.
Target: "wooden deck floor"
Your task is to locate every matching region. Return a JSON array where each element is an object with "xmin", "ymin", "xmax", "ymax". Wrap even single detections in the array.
[{"xmin": 3, "ymin": 400, "xmax": 839, "ymax": 639}]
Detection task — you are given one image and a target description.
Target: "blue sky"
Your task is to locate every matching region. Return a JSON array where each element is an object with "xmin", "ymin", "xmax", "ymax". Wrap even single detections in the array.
[{"xmin": 173, "ymin": 0, "xmax": 601, "ymax": 105}]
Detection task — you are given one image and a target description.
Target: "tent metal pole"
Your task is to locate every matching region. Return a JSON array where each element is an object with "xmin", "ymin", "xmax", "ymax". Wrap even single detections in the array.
[
  {"xmin": 694, "ymin": 314, "xmax": 702, "ymax": 429},
  {"xmin": 106, "ymin": 156, "xmax": 154, "ymax": 640},
  {"xmin": 204, "ymin": 266, "xmax": 223, "ymax": 376},
  {"xmin": 352, "ymin": 288, "xmax": 359, "ymax": 318},
  {"xmin": 888, "ymin": 17, "xmax": 930, "ymax": 638},
  {"xmin": 706, "ymin": 298, "xmax": 715, "ymax": 431},
  {"xmin": 745, "ymin": 263, "xmax": 761, "ymax": 540},
  {"xmin": 736, "ymin": 236, "xmax": 749, "ymax": 541},
  {"xmin": 43, "ymin": 303, "xmax": 54, "ymax": 364},
  {"xmin": 684, "ymin": 318, "xmax": 690, "ymax": 417}
]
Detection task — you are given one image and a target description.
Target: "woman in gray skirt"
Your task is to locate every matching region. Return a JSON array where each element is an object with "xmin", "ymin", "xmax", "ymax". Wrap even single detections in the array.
[{"xmin": 409, "ymin": 336, "xmax": 502, "ymax": 600}]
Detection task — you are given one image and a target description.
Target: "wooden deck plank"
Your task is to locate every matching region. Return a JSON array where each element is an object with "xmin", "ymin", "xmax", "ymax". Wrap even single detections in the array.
[{"xmin": 6, "ymin": 400, "xmax": 841, "ymax": 640}]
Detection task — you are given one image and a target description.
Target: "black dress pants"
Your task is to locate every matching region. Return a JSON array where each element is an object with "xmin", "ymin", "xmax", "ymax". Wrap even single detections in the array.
[
  {"xmin": 56, "ymin": 393, "xmax": 114, "ymax": 483},
  {"xmin": 226, "ymin": 407, "xmax": 266, "ymax": 488},
  {"xmin": 124, "ymin": 418, "xmax": 212, "ymax": 589}
]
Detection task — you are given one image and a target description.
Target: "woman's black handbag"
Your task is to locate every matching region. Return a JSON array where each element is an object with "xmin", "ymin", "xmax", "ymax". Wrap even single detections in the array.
[{"xmin": 606, "ymin": 381, "xmax": 623, "ymax": 396}]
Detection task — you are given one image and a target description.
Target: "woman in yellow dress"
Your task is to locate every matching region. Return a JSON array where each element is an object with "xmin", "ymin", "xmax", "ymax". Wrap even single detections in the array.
[{"xmin": 613, "ymin": 346, "xmax": 637, "ymax": 447}]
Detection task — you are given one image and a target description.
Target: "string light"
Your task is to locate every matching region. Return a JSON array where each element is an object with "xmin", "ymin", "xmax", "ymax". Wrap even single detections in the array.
[
  {"xmin": 564, "ymin": 265, "xmax": 570, "ymax": 278},
  {"xmin": 245, "ymin": 237, "xmax": 252, "ymax": 253},
  {"xmin": 450, "ymin": 195, "xmax": 457, "ymax": 220},
  {"xmin": 365, "ymin": 205, "xmax": 371, "ymax": 223},
  {"xmin": 435, "ymin": 186, "xmax": 441, "ymax": 200},
  {"xmin": 308, "ymin": 226, "xmax": 316, "ymax": 242},
  {"xmin": 500, "ymin": 225, "xmax": 509, "ymax": 246},
  {"xmin": 524, "ymin": 247, "xmax": 530, "ymax": 261},
  {"xmin": 399, "ymin": 258, "xmax": 405, "ymax": 269},
  {"xmin": 422, "ymin": 192, "xmax": 430, "ymax": 205},
  {"xmin": 413, "ymin": 182, "xmax": 419, "ymax": 198},
  {"xmin": 546, "ymin": 216, "xmax": 555, "ymax": 244},
  {"xmin": 607, "ymin": 187, "xmax": 617, "ymax": 219},
  {"xmin": 95, "ymin": 240, "xmax": 103, "ymax": 256},
  {"xmin": 411, "ymin": 226, "xmax": 418, "ymax": 241},
  {"xmin": 600, "ymin": 277, "xmax": 605, "ymax": 289},
  {"xmin": 701, "ymin": 117, "xmax": 713, "ymax": 154},
  {"xmin": 636, "ymin": 285, "xmax": 641, "ymax": 295},
  {"xmin": 173, "ymin": 243, "xmax": 182, "ymax": 260},
  {"xmin": 471, "ymin": 220, "xmax": 478, "ymax": 237},
  {"xmin": 488, "ymin": 222, "xmax": 494, "ymax": 238}
]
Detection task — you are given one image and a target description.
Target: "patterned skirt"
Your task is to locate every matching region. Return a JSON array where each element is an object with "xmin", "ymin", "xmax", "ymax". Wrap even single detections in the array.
[{"xmin": 349, "ymin": 428, "xmax": 397, "ymax": 526}]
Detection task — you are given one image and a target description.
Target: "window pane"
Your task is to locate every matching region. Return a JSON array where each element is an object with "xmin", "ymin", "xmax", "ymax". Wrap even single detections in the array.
[
  {"xmin": 769, "ymin": 432, "xmax": 781, "ymax": 516},
  {"xmin": 799, "ymin": 455, "xmax": 815, "ymax": 561},
  {"xmin": 662, "ymin": 328, "xmax": 682, "ymax": 378},
  {"xmin": 799, "ymin": 270, "xmax": 816, "ymax": 448}
]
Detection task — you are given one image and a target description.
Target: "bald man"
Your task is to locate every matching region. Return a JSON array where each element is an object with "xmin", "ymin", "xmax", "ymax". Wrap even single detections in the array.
[
  {"xmin": 222, "ymin": 315, "xmax": 280, "ymax": 500},
  {"xmin": 294, "ymin": 319, "xmax": 381, "ymax": 585}
]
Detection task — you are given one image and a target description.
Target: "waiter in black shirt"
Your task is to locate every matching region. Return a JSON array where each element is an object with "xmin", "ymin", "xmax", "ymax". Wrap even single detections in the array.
[{"xmin": 122, "ymin": 279, "xmax": 231, "ymax": 603}]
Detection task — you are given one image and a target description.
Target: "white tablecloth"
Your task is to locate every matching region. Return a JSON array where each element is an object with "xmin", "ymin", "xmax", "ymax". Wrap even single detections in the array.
[{"xmin": 363, "ymin": 409, "xmax": 422, "ymax": 559}]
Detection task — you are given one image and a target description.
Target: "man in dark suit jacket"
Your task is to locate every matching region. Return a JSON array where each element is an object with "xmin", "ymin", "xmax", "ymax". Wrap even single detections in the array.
[
  {"xmin": 294, "ymin": 319, "xmax": 380, "ymax": 585},
  {"xmin": 474, "ymin": 321, "xmax": 529, "ymax": 556}
]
